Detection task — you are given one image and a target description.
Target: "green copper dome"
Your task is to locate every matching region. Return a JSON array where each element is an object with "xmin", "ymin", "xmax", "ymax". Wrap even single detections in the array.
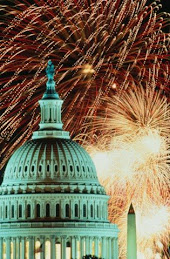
[
  {"xmin": 0, "ymin": 61, "xmax": 119, "ymax": 259},
  {"xmin": 1, "ymin": 138, "xmax": 104, "ymax": 195},
  {"xmin": 1, "ymin": 60, "xmax": 104, "ymax": 195}
]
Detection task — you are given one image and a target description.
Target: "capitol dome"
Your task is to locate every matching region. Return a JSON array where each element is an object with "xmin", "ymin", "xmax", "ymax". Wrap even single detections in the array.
[
  {"xmin": 2, "ymin": 138, "xmax": 105, "ymax": 195},
  {"xmin": 0, "ymin": 61, "xmax": 119, "ymax": 259}
]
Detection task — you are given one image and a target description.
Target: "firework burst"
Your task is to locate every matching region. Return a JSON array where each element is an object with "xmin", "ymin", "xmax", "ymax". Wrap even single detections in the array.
[
  {"xmin": 84, "ymin": 86, "xmax": 170, "ymax": 191},
  {"xmin": 84, "ymin": 85, "xmax": 170, "ymax": 258},
  {"xmin": 0, "ymin": 0, "xmax": 169, "ymax": 168}
]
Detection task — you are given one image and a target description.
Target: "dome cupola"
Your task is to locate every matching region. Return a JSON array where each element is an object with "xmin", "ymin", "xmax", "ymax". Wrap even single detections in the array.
[{"xmin": 33, "ymin": 60, "xmax": 70, "ymax": 138}]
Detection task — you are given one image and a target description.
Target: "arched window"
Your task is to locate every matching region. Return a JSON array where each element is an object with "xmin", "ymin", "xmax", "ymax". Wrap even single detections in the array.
[
  {"xmin": 27, "ymin": 204, "xmax": 31, "ymax": 218},
  {"xmin": 83, "ymin": 204, "xmax": 86, "ymax": 217},
  {"xmin": 47, "ymin": 165, "xmax": 50, "ymax": 172},
  {"xmin": 36, "ymin": 204, "xmax": 40, "ymax": 218},
  {"xmin": 56, "ymin": 204, "xmax": 60, "ymax": 217},
  {"xmin": 65, "ymin": 204, "xmax": 69, "ymax": 217},
  {"xmin": 46, "ymin": 204, "xmax": 50, "ymax": 217},
  {"xmin": 75, "ymin": 204, "xmax": 78, "ymax": 217},
  {"xmin": 19, "ymin": 205, "xmax": 22, "ymax": 218},
  {"xmin": 11, "ymin": 205, "xmax": 14, "ymax": 218},
  {"xmin": 90, "ymin": 204, "xmax": 93, "ymax": 218}
]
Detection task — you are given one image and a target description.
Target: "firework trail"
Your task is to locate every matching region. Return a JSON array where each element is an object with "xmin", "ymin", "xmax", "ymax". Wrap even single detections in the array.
[
  {"xmin": 85, "ymin": 85, "xmax": 170, "ymax": 258},
  {"xmin": 0, "ymin": 0, "xmax": 169, "ymax": 168},
  {"xmin": 84, "ymin": 86, "xmax": 170, "ymax": 192}
]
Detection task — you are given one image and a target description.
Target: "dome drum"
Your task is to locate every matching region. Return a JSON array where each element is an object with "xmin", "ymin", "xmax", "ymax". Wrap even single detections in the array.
[{"xmin": 0, "ymin": 193, "xmax": 109, "ymax": 223}]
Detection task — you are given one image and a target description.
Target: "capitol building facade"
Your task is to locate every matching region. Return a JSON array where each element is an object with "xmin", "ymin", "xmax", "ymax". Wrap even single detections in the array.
[{"xmin": 0, "ymin": 61, "xmax": 119, "ymax": 259}]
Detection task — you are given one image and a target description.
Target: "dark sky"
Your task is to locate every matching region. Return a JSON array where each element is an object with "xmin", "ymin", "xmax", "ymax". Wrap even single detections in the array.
[{"xmin": 147, "ymin": 0, "xmax": 169, "ymax": 12}]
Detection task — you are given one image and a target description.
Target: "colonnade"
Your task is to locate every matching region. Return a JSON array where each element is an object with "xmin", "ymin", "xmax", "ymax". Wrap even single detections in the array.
[{"xmin": 0, "ymin": 235, "xmax": 118, "ymax": 259}]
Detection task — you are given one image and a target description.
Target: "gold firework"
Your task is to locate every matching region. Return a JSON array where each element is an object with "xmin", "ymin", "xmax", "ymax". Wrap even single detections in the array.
[{"xmin": 80, "ymin": 85, "xmax": 170, "ymax": 258}]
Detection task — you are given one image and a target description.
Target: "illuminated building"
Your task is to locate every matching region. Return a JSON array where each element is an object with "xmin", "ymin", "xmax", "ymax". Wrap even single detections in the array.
[{"xmin": 0, "ymin": 61, "xmax": 119, "ymax": 259}]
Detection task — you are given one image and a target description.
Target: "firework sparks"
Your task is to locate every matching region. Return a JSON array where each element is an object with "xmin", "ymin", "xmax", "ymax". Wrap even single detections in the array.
[
  {"xmin": 86, "ymin": 87, "xmax": 169, "ymax": 190},
  {"xmin": 136, "ymin": 198, "xmax": 170, "ymax": 259},
  {"xmin": 0, "ymin": 1, "xmax": 169, "ymax": 258},
  {"xmin": 0, "ymin": 0, "xmax": 169, "ymax": 168},
  {"xmin": 137, "ymin": 204, "xmax": 169, "ymax": 239},
  {"xmin": 84, "ymin": 85, "xmax": 170, "ymax": 258}
]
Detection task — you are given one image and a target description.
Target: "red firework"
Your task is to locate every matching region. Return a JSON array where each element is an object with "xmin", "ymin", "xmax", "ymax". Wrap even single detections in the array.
[{"xmin": 0, "ymin": 0, "xmax": 169, "ymax": 168}]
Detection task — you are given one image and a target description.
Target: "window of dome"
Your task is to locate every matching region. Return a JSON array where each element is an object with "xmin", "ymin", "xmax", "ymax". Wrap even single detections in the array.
[
  {"xmin": 27, "ymin": 204, "xmax": 31, "ymax": 218},
  {"xmin": 83, "ymin": 204, "xmax": 86, "ymax": 217},
  {"xmin": 5, "ymin": 205, "xmax": 8, "ymax": 218},
  {"xmin": 70, "ymin": 165, "xmax": 73, "ymax": 172},
  {"xmin": 19, "ymin": 166, "xmax": 21, "ymax": 172},
  {"xmin": 39, "ymin": 165, "xmax": 42, "ymax": 172},
  {"xmin": 36, "ymin": 204, "xmax": 40, "ymax": 218},
  {"xmin": 31, "ymin": 165, "xmax": 34, "ymax": 172},
  {"xmin": 76, "ymin": 166, "xmax": 79, "ymax": 172},
  {"xmin": 19, "ymin": 205, "xmax": 22, "ymax": 218},
  {"xmin": 55, "ymin": 165, "xmax": 58, "ymax": 172},
  {"xmin": 82, "ymin": 166, "xmax": 85, "ymax": 172},
  {"xmin": 90, "ymin": 205, "xmax": 93, "ymax": 218},
  {"xmin": 65, "ymin": 204, "xmax": 70, "ymax": 218},
  {"xmin": 25, "ymin": 166, "xmax": 28, "ymax": 172},
  {"xmin": 75, "ymin": 204, "xmax": 78, "ymax": 217},
  {"xmin": 11, "ymin": 205, "xmax": 14, "ymax": 218},
  {"xmin": 56, "ymin": 204, "xmax": 60, "ymax": 217},
  {"xmin": 62, "ymin": 165, "xmax": 66, "ymax": 172},
  {"xmin": 46, "ymin": 204, "xmax": 50, "ymax": 217},
  {"xmin": 47, "ymin": 165, "xmax": 50, "ymax": 172}
]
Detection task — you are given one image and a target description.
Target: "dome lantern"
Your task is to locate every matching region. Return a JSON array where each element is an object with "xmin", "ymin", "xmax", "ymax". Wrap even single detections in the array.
[{"xmin": 32, "ymin": 60, "xmax": 70, "ymax": 139}]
